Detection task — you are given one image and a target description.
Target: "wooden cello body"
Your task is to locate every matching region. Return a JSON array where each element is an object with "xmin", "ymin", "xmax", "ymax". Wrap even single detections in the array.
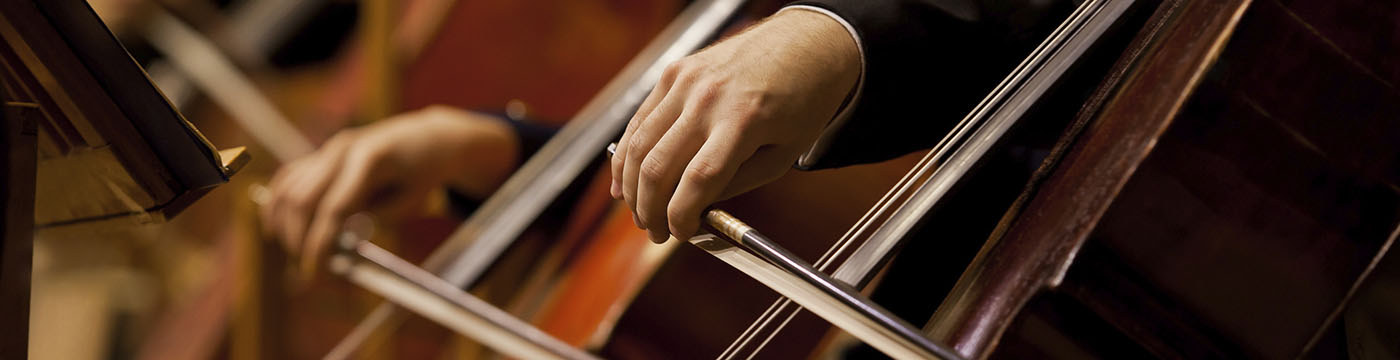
[
  {"xmin": 322, "ymin": 0, "xmax": 1398, "ymax": 358},
  {"xmin": 500, "ymin": 3, "xmax": 947, "ymax": 359},
  {"xmin": 578, "ymin": 0, "xmax": 1400, "ymax": 357},
  {"xmin": 917, "ymin": 0, "xmax": 1400, "ymax": 358},
  {"xmin": 222, "ymin": 1, "xmax": 680, "ymax": 358}
]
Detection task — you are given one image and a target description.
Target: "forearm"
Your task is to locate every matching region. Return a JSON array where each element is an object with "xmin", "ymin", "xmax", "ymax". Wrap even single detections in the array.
[
  {"xmin": 443, "ymin": 114, "xmax": 520, "ymax": 199},
  {"xmin": 442, "ymin": 113, "xmax": 559, "ymax": 216},
  {"xmin": 758, "ymin": 9, "xmax": 862, "ymax": 105}
]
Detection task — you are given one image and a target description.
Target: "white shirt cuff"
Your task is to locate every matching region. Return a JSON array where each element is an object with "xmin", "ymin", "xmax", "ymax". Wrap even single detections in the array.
[{"xmin": 780, "ymin": 5, "xmax": 866, "ymax": 169}]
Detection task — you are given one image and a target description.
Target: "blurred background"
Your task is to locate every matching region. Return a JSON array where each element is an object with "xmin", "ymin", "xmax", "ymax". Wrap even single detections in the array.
[{"xmin": 31, "ymin": 0, "xmax": 697, "ymax": 358}]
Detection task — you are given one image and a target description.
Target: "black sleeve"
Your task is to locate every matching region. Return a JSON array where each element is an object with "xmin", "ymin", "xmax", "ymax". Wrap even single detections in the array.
[
  {"xmin": 445, "ymin": 114, "xmax": 557, "ymax": 217},
  {"xmin": 791, "ymin": 0, "xmax": 1078, "ymax": 169}
]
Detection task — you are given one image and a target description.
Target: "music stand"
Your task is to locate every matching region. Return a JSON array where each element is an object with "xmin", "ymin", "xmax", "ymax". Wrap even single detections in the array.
[{"xmin": 0, "ymin": 0, "xmax": 247, "ymax": 356}]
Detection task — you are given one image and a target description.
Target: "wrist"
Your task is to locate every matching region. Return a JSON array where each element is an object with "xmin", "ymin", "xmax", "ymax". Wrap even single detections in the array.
[
  {"xmin": 767, "ymin": 9, "xmax": 861, "ymax": 100},
  {"xmin": 418, "ymin": 111, "xmax": 519, "ymax": 199}
]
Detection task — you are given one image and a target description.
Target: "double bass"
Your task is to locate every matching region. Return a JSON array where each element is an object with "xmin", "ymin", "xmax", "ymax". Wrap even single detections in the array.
[
  {"xmin": 327, "ymin": 0, "xmax": 1399, "ymax": 358},
  {"xmin": 325, "ymin": 0, "xmax": 937, "ymax": 358}
]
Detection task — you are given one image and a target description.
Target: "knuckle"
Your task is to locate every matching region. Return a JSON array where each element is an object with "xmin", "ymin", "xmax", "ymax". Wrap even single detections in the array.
[
  {"xmin": 330, "ymin": 128, "xmax": 362, "ymax": 143},
  {"xmin": 324, "ymin": 134, "xmax": 350, "ymax": 148},
  {"xmin": 352, "ymin": 147, "xmax": 388, "ymax": 166},
  {"xmin": 610, "ymin": 150, "xmax": 626, "ymax": 168},
  {"xmin": 286, "ymin": 192, "xmax": 313, "ymax": 211},
  {"xmin": 736, "ymin": 97, "xmax": 768, "ymax": 124},
  {"xmin": 626, "ymin": 135, "xmax": 652, "ymax": 161},
  {"xmin": 672, "ymin": 62, "xmax": 705, "ymax": 86},
  {"xmin": 625, "ymin": 140, "xmax": 643, "ymax": 162},
  {"xmin": 666, "ymin": 204, "xmax": 691, "ymax": 225},
  {"xmin": 694, "ymin": 79, "xmax": 723, "ymax": 105},
  {"xmin": 663, "ymin": 61, "xmax": 683, "ymax": 75},
  {"xmin": 685, "ymin": 158, "xmax": 723, "ymax": 184},
  {"xmin": 639, "ymin": 155, "xmax": 668, "ymax": 184},
  {"xmin": 662, "ymin": 61, "xmax": 686, "ymax": 82},
  {"xmin": 667, "ymin": 211, "xmax": 697, "ymax": 238},
  {"xmin": 727, "ymin": 90, "xmax": 770, "ymax": 121},
  {"xmin": 643, "ymin": 111, "xmax": 674, "ymax": 128}
]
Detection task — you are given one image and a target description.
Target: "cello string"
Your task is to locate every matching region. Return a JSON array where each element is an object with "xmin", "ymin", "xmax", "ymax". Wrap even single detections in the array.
[
  {"xmin": 718, "ymin": 140, "xmax": 942, "ymax": 358},
  {"xmin": 828, "ymin": 0, "xmax": 1129, "ymax": 289},
  {"xmin": 327, "ymin": 1, "xmax": 751, "ymax": 356},
  {"xmin": 719, "ymin": 0, "xmax": 1111, "ymax": 357},
  {"xmin": 696, "ymin": 211, "xmax": 964, "ymax": 360}
]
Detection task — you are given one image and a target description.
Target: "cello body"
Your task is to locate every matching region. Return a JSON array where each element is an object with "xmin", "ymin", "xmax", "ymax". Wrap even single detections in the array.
[{"xmin": 922, "ymin": 0, "xmax": 1400, "ymax": 358}]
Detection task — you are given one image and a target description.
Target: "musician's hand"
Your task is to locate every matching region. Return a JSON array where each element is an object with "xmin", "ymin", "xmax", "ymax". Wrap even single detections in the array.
[
  {"xmin": 610, "ymin": 9, "xmax": 860, "ymax": 243},
  {"xmin": 261, "ymin": 106, "xmax": 519, "ymax": 276}
]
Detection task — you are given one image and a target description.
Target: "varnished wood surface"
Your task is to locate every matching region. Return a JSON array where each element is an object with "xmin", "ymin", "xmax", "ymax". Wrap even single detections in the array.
[
  {"xmin": 927, "ymin": 0, "xmax": 1400, "ymax": 358},
  {"xmin": 0, "ymin": 0, "xmax": 232, "ymax": 228},
  {"xmin": 922, "ymin": 0, "xmax": 1253, "ymax": 356},
  {"xmin": 399, "ymin": 0, "xmax": 679, "ymax": 125},
  {"xmin": 1080, "ymin": 0, "xmax": 1400, "ymax": 356}
]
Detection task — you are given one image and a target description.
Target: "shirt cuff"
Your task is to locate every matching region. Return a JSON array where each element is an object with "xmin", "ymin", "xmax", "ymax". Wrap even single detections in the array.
[{"xmin": 780, "ymin": 5, "xmax": 866, "ymax": 169}]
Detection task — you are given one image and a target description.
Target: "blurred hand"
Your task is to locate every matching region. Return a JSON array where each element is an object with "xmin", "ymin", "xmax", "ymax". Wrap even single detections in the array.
[
  {"xmin": 609, "ymin": 9, "xmax": 860, "ymax": 243},
  {"xmin": 261, "ymin": 106, "xmax": 519, "ymax": 276}
]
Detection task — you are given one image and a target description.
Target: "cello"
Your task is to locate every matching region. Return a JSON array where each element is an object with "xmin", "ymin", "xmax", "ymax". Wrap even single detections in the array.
[
  {"xmin": 325, "ymin": 0, "xmax": 935, "ymax": 358},
  {"xmin": 140, "ymin": 0, "xmax": 679, "ymax": 357},
  {"xmin": 530, "ymin": 0, "xmax": 1400, "ymax": 358},
  {"xmin": 690, "ymin": 0, "xmax": 1399, "ymax": 358},
  {"xmin": 334, "ymin": 0, "xmax": 1122, "ymax": 357},
  {"xmin": 923, "ymin": 0, "xmax": 1400, "ymax": 357},
  {"xmin": 334, "ymin": 0, "xmax": 1399, "ymax": 358}
]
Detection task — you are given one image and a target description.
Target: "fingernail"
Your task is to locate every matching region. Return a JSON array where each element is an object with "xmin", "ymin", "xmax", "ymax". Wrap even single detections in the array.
[
  {"xmin": 633, "ymin": 213, "xmax": 644, "ymax": 229},
  {"xmin": 610, "ymin": 181, "xmax": 620, "ymax": 199}
]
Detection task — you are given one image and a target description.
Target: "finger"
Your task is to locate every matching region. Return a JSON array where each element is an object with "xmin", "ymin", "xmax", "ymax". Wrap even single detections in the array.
[
  {"xmin": 666, "ymin": 128, "xmax": 759, "ymax": 241},
  {"xmin": 262, "ymin": 155, "xmax": 320, "ymax": 237},
  {"xmin": 278, "ymin": 157, "xmax": 342, "ymax": 256},
  {"xmin": 635, "ymin": 113, "xmax": 706, "ymax": 243},
  {"xmin": 621, "ymin": 87, "xmax": 690, "ymax": 225},
  {"xmin": 715, "ymin": 145, "xmax": 802, "ymax": 201},
  {"xmin": 613, "ymin": 62, "xmax": 682, "ymax": 198},
  {"xmin": 263, "ymin": 132, "xmax": 355, "ymax": 248},
  {"xmin": 260, "ymin": 163, "xmax": 298, "ymax": 240},
  {"xmin": 275, "ymin": 137, "xmax": 358, "ymax": 256},
  {"xmin": 300, "ymin": 151, "xmax": 380, "ymax": 278},
  {"xmin": 267, "ymin": 161, "xmax": 324, "ymax": 254}
]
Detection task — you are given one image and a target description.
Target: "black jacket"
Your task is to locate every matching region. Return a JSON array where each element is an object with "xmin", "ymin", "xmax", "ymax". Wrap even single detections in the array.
[{"xmin": 792, "ymin": 0, "xmax": 1077, "ymax": 169}]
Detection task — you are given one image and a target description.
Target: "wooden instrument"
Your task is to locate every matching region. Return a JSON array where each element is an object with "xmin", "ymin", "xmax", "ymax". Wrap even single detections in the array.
[
  {"xmin": 325, "ymin": 1, "xmax": 937, "ymax": 357},
  {"xmin": 688, "ymin": 0, "xmax": 1397, "ymax": 358},
  {"xmin": 335, "ymin": 0, "xmax": 1144, "ymax": 357},
  {"xmin": 307, "ymin": 0, "xmax": 1398, "ymax": 358},
  {"xmin": 326, "ymin": 2, "xmax": 746, "ymax": 357},
  {"xmin": 924, "ymin": 0, "xmax": 1399, "ymax": 357},
  {"xmin": 423, "ymin": 0, "xmax": 1398, "ymax": 358},
  {"xmin": 139, "ymin": 0, "xmax": 679, "ymax": 357}
]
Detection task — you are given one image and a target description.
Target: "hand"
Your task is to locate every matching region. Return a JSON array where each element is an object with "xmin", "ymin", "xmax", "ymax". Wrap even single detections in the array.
[
  {"xmin": 261, "ymin": 106, "xmax": 519, "ymax": 276},
  {"xmin": 609, "ymin": 9, "xmax": 860, "ymax": 243}
]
